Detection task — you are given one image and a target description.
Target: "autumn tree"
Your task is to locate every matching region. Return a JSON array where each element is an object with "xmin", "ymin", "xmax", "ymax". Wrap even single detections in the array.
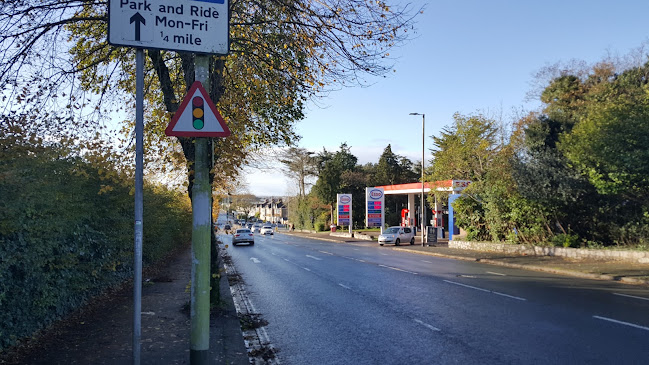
[{"xmin": 0, "ymin": 0, "xmax": 420, "ymax": 197}]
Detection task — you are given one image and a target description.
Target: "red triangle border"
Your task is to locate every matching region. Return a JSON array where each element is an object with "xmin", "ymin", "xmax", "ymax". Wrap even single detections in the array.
[{"xmin": 165, "ymin": 81, "xmax": 231, "ymax": 137}]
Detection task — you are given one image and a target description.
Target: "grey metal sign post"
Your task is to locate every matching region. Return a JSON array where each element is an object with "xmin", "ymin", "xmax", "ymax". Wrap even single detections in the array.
[
  {"xmin": 108, "ymin": 0, "xmax": 229, "ymax": 363},
  {"xmin": 133, "ymin": 48, "xmax": 144, "ymax": 365}
]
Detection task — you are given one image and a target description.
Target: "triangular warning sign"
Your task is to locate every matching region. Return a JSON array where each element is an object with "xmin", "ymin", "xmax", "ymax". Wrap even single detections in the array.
[{"xmin": 165, "ymin": 81, "xmax": 231, "ymax": 137}]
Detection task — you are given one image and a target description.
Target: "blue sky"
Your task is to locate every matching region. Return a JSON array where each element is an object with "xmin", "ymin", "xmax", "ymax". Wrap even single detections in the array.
[{"xmin": 245, "ymin": 0, "xmax": 649, "ymax": 196}]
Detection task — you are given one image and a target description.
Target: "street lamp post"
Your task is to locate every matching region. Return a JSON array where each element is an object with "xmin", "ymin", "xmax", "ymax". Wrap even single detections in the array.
[{"xmin": 409, "ymin": 113, "xmax": 426, "ymax": 246}]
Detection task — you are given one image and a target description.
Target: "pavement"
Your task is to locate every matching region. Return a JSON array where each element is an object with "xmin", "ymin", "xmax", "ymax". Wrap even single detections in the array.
[
  {"xmin": 281, "ymin": 230, "xmax": 649, "ymax": 286},
  {"xmin": 2, "ymin": 244, "xmax": 250, "ymax": 365}
]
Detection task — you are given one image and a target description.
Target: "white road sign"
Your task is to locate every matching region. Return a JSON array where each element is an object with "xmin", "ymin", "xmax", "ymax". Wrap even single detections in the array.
[{"xmin": 108, "ymin": 0, "xmax": 229, "ymax": 54}]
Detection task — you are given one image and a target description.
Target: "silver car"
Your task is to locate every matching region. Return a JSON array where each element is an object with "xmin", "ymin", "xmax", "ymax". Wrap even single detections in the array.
[
  {"xmin": 232, "ymin": 228, "xmax": 254, "ymax": 246},
  {"xmin": 378, "ymin": 226, "xmax": 415, "ymax": 246}
]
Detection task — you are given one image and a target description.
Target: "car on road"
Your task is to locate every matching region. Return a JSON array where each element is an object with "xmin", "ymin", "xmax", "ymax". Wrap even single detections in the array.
[
  {"xmin": 260, "ymin": 225, "xmax": 274, "ymax": 235},
  {"xmin": 378, "ymin": 226, "xmax": 415, "ymax": 246},
  {"xmin": 253, "ymin": 224, "xmax": 262, "ymax": 233},
  {"xmin": 232, "ymin": 228, "xmax": 254, "ymax": 246}
]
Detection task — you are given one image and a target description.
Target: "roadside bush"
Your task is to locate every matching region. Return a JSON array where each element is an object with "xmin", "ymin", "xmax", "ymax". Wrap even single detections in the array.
[
  {"xmin": 551, "ymin": 233, "xmax": 580, "ymax": 248},
  {"xmin": 0, "ymin": 138, "xmax": 191, "ymax": 351}
]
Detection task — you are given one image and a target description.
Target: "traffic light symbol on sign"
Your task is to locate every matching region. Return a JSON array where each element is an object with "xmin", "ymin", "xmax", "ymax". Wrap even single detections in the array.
[{"xmin": 192, "ymin": 96, "xmax": 204, "ymax": 130}]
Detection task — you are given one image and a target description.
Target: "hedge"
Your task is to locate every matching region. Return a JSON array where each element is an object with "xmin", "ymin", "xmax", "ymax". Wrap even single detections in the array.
[{"xmin": 0, "ymin": 145, "xmax": 192, "ymax": 351}]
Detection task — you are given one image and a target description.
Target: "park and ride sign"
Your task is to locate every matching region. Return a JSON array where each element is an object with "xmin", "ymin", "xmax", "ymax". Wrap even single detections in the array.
[
  {"xmin": 108, "ymin": 0, "xmax": 229, "ymax": 54},
  {"xmin": 365, "ymin": 187, "xmax": 384, "ymax": 228}
]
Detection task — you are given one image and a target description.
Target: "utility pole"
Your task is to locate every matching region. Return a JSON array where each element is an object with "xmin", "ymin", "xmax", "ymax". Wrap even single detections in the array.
[{"xmin": 190, "ymin": 55, "xmax": 211, "ymax": 364}]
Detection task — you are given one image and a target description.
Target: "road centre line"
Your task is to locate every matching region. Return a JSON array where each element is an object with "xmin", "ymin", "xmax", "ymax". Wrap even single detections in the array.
[
  {"xmin": 302, "ymin": 267, "xmax": 312, "ymax": 272},
  {"xmin": 306, "ymin": 255, "xmax": 322, "ymax": 261},
  {"xmin": 443, "ymin": 280, "xmax": 527, "ymax": 301},
  {"xmin": 421, "ymin": 260, "xmax": 433, "ymax": 264},
  {"xmin": 487, "ymin": 271, "xmax": 507, "ymax": 276},
  {"xmin": 338, "ymin": 283, "xmax": 352, "ymax": 290},
  {"xmin": 593, "ymin": 315, "xmax": 649, "ymax": 331},
  {"xmin": 379, "ymin": 264, "xmax": 418, "ymax": 275},
  {"xmin": 613, "ymin": 292, "xmax": 649, "ymax": 301},
  {"xmin": 413, "ymin": 318, "xmax": 441, "ymax": 332},
  {"xmin": 318, "ymin": 250, "xmax": 334, "ymax": 255}
]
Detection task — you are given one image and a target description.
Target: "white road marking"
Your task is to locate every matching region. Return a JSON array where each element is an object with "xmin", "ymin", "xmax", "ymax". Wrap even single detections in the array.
[
  {"xmin": 380, "ymin": 253, "xmax": 389, "ymax": 256},
  {"xmin": 443, "ymin": 280, "xmax": 526, "ymax": 301},
  {"xmin": 283, "ymin": 258, "xmax": 290, "ymax": 262},
  {"xmin": 487, "ymin": 271, "xmax": 506, "ymax": 276},
  {"xmin": 414, "ymin": 319, "xmax": 441, "ymax": 332},
  {"xmin": 355, "ymin": 259, "xmax": 366, "ymax": 263},
  {"xmin": 613, "ymin": 293, "xmax": 649, "ymax": 302},
  {"xmin": 302, "ymin": 267, "xmax": 312, "ymax": 272},
  {"xmin": 319, "ymin": 250, "xmax": 334, "ymax": 255},
  {"xmin": 339, "ymin": 283, "xmax": 351, "ymax": 290},
  {"xmin": 459, "ymin": 275, "xmax": 477, "ymax": 278},
  {"xmin": 306, "ymin": 255, "xmax": 322, "ymax": 261},
  {"xmin": 593, "ymin": 316, "xmax": 649, "ymax": 331},
  {"xmin": 250, "ymin": 257, "xmax": 261, "ymax": 264},
  {"xmin": 421, "ymin": 260, "xmax": 433, "ymax": 264},
  {"xmin": 379, "ymin": 264, "xmax": 418, "ymax": 275}
]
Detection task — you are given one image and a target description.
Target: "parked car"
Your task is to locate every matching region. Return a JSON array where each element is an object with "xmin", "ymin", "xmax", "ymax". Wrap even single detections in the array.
[
  {"xmin": 260, "ymin": 225, "xmax": 274, "ymax": 235},
  {"xmin": 378, "ymin": 226, "xmax": 415, "ymax": 246},
  {"xmin": 253, "ymin": 224, "xmax": 262, "ymax": 233},
  {"xmin": 232, "ymin": 228, "xmax": 254, "ymax": 246}
]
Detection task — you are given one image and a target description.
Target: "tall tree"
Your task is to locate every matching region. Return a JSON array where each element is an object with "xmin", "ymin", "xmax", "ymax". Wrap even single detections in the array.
[
  {"xmin": 279, "ymin": 147, "xmax": 317, "ymax": 197},
  {"xmin": 311, "ymin": 143, "xmax": 358, "ymax": 222},
  {"xmin": 429, "ymin": 113, "xmax": 501, "ymax": 184},
  {"xmin": 374, "ymin": 144, "xmax": 401, "ymax": 185}
]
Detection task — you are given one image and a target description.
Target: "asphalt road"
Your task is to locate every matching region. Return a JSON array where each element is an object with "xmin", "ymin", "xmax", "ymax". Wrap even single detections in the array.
[{"xmin": 225, "ymin": 231, "xmax": 649, "ymax": 365}]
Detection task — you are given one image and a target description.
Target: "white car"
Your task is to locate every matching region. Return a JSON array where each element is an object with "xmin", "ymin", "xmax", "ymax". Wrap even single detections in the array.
[
  {"xmin": 260, "ymin": 225, "xmax": 274, "ymax": 235},
  {"xmin": 378, "ymin": 226, "xmax": 415, "ymax": 246}
]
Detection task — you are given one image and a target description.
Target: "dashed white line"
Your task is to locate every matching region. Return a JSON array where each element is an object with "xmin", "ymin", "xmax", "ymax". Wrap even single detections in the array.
[
  {"xmin": 421, "ymin": 260, "xmax": 433, "ymax": 264},
  {"xmin": 319, "ymin": 250, "xmax": 334, "ymax": 255},
  {"xmin": 593, "ymin": 316, "xmax": 649, "ymax": 331},
  {"xmin": 413, "ymin": 319, "xmax": 441, "ymax": 332},
  {"xmin": 302, "ymin": 267, "xmax": 312, "ymax": 272},
  {"xmin": 338, "ymin": 283, "xmax": 352, "ymax": 290},
  {"xmin": 487, "ymin": 271, "xmax": 506, "ymax": 276},
  {"xmin": 306, "ymin": 255, "xmax": 322, "ymax": 261},
  {"xmin": 443, "ymin": 280, "xmax": 526, "ymax": 301},
  {"xmin": 613, "ymin": 293, "xmax": 649, "ymax": 301},
  {"xmin": 379, "ymin": 264, "xmax": 418, "ymax": 275},
  {"xmin": 283, "ymin": 258, "xmax": 290, "ymax": 262}
]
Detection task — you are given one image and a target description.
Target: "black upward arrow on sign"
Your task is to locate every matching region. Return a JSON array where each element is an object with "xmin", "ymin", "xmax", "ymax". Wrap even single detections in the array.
[{"xmin": 130, "ymin": 12, "xmax": 145, "ymax": 41}]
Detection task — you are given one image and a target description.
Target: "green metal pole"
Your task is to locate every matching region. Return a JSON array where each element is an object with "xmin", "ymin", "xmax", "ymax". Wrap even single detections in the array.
[{"xmin": 190, "ymin": 55, "xmax": 211, "ymax": 365}]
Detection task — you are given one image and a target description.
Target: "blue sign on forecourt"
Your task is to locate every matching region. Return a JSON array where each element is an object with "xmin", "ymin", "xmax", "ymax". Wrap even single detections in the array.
[{"xmin": 365, "ymin": 187, "xmax": 384, "ymax": 228}]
